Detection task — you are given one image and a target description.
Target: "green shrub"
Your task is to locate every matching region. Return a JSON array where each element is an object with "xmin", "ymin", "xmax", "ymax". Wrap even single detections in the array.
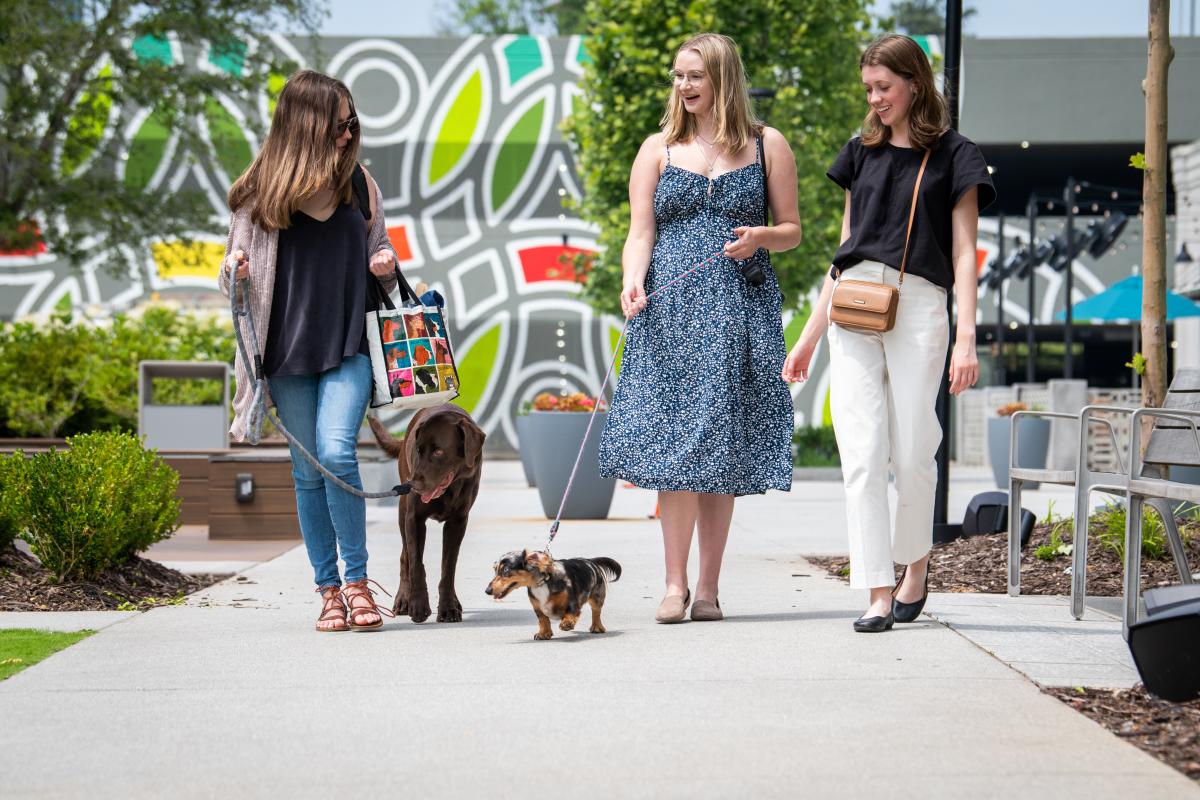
[
  {"xmin": 0, "ymin": 307, "xmax": 234, "ymax": 438},
  {"xmin": 17, "ymin": 431, "xmax": 181, "ymax": 580},
  {"xmin": 0, "ymin": 453, "xmax": 25, "ymax": 550},
  {"xmin": 793, "ymin": 426, "xmax": 840, "ymax": 468}
]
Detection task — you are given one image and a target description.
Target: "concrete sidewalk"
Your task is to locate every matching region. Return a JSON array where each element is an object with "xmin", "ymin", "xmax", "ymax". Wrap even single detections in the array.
[{"xmin": 1, "ymin": 463, "xmax": 1195, "ymax": 798}]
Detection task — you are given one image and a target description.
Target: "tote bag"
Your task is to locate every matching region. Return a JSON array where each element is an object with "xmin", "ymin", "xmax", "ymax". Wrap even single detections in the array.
[{"xmin": 365, "ymin": 267, "xmax": 460, "ymax": 409}]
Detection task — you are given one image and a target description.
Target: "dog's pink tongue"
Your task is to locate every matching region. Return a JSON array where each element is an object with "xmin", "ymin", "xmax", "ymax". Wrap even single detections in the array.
[{"xmin": 420, "ymin": 471, "xmax": 455, "ymax": 504}]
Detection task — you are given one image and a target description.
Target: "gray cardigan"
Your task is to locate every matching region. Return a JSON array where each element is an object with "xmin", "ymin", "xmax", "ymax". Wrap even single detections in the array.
[{"xmin": 218, "ymin": 173, "xmax": 398, "ymax": 442}]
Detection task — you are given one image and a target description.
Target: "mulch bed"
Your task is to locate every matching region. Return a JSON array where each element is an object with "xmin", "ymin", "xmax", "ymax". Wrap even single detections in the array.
[
  {"xmin": 1046, "ymin": 686, "xmax": 1200, "ymax": 782},
  {"xmin": 0, "ymin": 546, "xmax": 225, "ymax": 612},
  {"xmin": 807, "ymin": 518, "xmax": 1200, "ymax": 596}
]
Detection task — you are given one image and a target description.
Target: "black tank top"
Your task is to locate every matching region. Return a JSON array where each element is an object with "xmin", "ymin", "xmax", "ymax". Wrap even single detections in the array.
[{"xmin": 263, "ymin": 201, "xmax": 368, "ymax": 377}]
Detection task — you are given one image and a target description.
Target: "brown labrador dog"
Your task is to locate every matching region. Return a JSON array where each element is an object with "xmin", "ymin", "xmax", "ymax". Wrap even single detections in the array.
[{"xmin": 368, "ymin": 404, "xmax": 485, "ymax": 623}]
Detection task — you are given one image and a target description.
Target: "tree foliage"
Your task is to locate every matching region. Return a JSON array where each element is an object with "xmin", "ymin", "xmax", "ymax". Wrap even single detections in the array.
[
  {"xmin": 563, "ymin": 0, "xmax": 873, "ymax": 313},
  {"xmin": 439, "ymin": 0, "xmax": 587, "ymax": 35},
  {"xmin": 0, "ymin": 0, "xmax": 324, "ymax": 272},
  {"xmin": 892, "ymin": 0, "xmax": 975, "ymax": 36}
]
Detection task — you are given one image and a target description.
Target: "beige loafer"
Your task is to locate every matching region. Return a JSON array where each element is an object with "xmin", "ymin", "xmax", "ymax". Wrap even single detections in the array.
[
  {"xmin": 655, "ymin": 589, "xmax": 691, "ymax": 623},
  {"xmin": 691, "ymin": 598, "xmax": 723, "ymax": 621}
]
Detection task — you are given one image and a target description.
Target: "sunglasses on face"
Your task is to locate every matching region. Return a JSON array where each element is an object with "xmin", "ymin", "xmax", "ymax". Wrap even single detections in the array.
[{"xmin": 336, "ymin": 115, "xmax": 359, "ymax": 136}]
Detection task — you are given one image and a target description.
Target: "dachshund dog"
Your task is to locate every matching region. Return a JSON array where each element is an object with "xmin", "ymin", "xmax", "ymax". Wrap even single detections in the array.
[
  {"xmin": 486, "ymin": 550, "xmax": 621, "ymax": 640},
  {"xmin": 369, "ymin": 405, "xmax": 485, "ymax": 623}
]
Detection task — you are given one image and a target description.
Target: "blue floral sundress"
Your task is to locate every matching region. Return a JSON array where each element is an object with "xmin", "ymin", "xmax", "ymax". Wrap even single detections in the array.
[{"xmin": 598, "ymin": 137, "xmax": 794, "ymax": 495}]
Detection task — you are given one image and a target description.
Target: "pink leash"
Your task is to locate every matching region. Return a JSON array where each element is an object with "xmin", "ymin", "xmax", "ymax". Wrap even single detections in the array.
[{"xmin": 544, "ymin": 247, "xmax": 730, "ymax": 552}]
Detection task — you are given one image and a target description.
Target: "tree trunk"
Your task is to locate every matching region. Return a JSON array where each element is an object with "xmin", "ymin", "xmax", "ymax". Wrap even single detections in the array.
[{"xmin": 1141, "ymin": 0, "xmax": 1173, "ymax": 433}]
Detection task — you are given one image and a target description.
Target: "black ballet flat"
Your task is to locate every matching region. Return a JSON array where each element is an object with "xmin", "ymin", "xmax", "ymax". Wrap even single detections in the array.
[
  {"xmin": 853, "ymin": 612, "xmax": 894, "ymax": 633},
  {"xmin": 892, "ymin": 564, "xmax": 931, "ymax": 623}
]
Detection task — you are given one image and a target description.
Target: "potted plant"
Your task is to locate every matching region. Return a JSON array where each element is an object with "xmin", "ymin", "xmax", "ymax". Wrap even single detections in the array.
[
  {"xmin": 523, "ymin": 392, "xmax": 615, "ymax": 519},
  {"xmin": 514, "ymin": 401, "xmax": 537, "ymax": 488},
  {"xmin": 987, "ymin": 402, "xmax": 1051, "ymax": 489}
]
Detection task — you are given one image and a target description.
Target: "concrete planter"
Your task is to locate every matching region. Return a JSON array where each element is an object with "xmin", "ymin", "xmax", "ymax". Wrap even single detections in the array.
[
  {"xmin": 524, "ymin": 410, "xmax": 615, "ymax": 519},
  {"xmin": 514, "ymin": 414, "xmax": 537, "ymax": 488},
  {"xmin": 987, "ymin": 416, "xmax": 1050, "ymax": 489}
]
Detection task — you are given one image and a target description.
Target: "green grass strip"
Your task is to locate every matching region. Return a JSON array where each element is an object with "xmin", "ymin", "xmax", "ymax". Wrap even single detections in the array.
[{"xmin": 0, "ymin": 629, "xmax": 94, "ymax": 680}]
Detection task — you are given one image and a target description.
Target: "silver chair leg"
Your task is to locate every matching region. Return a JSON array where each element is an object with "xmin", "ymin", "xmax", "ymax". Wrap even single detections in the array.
[
  {"xmin": 1070, "ymin": 483, "xmax": 1090, "ymax": 620},
  {"xmin": 1123, "ymin": 493, "xmax": 1145, "ymax": 640},
  {"xmin": 1008, "ymin": 476, "xmax": 1022, "ymax": 597},
  {"xmin": 1147, "ymin": 499, "xmax": 1195, "ymax": 586}
]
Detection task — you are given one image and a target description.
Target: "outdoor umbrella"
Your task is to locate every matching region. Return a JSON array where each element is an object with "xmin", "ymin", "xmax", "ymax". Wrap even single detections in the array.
[{"xmin": 1056, "ymin": 274, "xmax": 1200, "ymax": 386}]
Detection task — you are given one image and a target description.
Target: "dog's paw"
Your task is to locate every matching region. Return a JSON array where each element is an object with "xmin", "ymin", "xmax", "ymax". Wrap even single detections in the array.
[
  {"xmin": 392, "ymin": 594, "xmax": 409, "ymax": 616},
  {"xmin": 534, "ymin": 630, "xmax": 553, "ymax": 640},
  {"xmin": 436, "ymin": 599, "xmax": 462, "ymax": 623},
  {"xmin": 558, "ymin": 618, "xmax": 577, "ymax": 632},
  {"xmin": 589, "ymin": 623, "xmax": 607, "ymax": 634},
  {"xmin": 408, "ymin": 595, "xmax": 432, "ymax": 623}
]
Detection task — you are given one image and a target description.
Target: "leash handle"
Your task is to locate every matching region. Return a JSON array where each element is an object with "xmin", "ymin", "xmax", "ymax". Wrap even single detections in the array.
[{"xmin": 544, "ymin": 246, "xmax": 731, "ymax": 551}]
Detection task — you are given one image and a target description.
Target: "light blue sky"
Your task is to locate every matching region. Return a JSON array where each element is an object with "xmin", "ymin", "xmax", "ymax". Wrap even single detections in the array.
[{"xmin": 315, "ymin": 0, "xmax": 1199, "ymax": 38}]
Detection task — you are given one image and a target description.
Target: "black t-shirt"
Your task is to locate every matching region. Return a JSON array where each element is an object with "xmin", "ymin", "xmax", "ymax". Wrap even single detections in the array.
[
  {"xmin": 264, "ymin": 202, "xmax": 369, "ymax": 378},
  {"xmin": 826, "ymin": 129, "xmax": 996, "ymax": 289}
]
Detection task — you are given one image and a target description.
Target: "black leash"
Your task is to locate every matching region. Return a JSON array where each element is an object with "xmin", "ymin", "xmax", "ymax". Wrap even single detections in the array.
[{"xmin": 230, "ymin": 278, "xmax": 411, "ymax": 500}]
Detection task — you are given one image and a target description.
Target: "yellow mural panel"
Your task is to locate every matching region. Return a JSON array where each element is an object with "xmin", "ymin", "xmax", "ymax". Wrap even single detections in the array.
[{"xmin": 152, "ymin": 240, "xmax": 225, "ymax": 279}]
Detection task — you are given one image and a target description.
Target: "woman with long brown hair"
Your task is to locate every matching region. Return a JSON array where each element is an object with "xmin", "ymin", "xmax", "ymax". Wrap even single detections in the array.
[
  {"xmin": 599, "ymin": 33, "xmax": 801, "ymax": 623},
  {"xmin": 783, "ymin": 34, "xmax": 995, "ymax": 632},
  {"xmin": 218, "ymin": 70, "xmax": 398, "ymax": 632}
]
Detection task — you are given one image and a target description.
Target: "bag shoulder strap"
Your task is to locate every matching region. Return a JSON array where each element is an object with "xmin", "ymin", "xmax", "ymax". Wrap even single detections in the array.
[
  {"xmin": 351, "ymin": 162, "xmax": 372, "ymax": 223},
  {"xmin": 896, "ymin": 148, "xmax": 932, "ymax": 286}
]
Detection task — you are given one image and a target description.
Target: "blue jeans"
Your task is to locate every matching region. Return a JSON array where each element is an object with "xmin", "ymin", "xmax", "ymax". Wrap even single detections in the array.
[{"xmin": 269, "ymin": 354, "xmax": 372, "ymax": 589}]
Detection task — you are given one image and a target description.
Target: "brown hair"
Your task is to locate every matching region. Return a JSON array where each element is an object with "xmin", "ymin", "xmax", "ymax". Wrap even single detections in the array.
[
  {"xmin": 859, "ymin": 34, "xmax": 948, "ymax": 150},
  {"xmin": 661, "ymin": 33, "xmax": 761, "ymax": 155},
  {"xmin": 227, "ymin": 70, "xmax": 360, "ymax": 230}
]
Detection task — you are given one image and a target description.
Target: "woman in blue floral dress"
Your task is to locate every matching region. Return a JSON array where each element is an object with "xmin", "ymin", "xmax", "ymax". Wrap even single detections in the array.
[{"xmin": 598, "ymin": 33, "xmax": 799, "ymax": 623}]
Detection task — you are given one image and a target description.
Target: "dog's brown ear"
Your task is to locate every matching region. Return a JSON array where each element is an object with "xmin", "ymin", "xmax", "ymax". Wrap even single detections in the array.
[
  {"xmin": 524, "ymin": 550, "xmax": 550, "ymax": 573},
  {"xmin": 456, "ymin": 416, "xmax": 486, "ymax": 471}
]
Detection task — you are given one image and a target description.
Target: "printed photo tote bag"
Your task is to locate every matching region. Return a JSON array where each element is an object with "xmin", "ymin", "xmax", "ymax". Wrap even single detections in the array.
[{"xmin": 365, "ymin": 267, "xmax": 460, "ymax": 409}]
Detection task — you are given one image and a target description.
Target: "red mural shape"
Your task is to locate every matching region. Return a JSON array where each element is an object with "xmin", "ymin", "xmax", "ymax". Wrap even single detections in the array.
[{"xmin": 517, "ymin": 245, "xmax": 596, "ymax": 283}]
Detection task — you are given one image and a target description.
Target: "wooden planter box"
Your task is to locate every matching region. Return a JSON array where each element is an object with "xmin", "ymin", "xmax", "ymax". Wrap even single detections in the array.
[{"xmin": 208, "ymin": 450, "xmax": 300, "ymax": 540}]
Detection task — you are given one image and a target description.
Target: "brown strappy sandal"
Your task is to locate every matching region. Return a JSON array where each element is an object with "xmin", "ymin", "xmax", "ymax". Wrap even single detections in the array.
[
  {"xmin": 315, "ymin": 585, "xmax": 349, "ymax": 633},
  {"xmin": 342, "ymin": 579, "xmax": 395, "ymax": 632}
]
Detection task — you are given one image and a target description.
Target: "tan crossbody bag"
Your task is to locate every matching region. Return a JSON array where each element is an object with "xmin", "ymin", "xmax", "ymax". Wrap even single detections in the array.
[{"xmin": 829, "ymin": 148, "xmax": 931, "ymax": 334}]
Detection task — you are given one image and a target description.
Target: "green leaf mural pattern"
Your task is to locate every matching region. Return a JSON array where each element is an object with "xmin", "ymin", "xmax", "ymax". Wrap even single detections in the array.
[
  {"xmin": 204, "ymin": 98, "xmax": 253, "ymax": 180},
  {"xmin": 124, "ymin": 111, "xmax": 170, "ymax": 192},
  {"xmin": 452, "ymin": 323, "xmax": 502, "ymax": 415},
  {"xmin": 61, "ymin": 65, "xmax": 112, "ymax": 176},
  {"xmin": 490, "ymin": 98, "xmax": 545, "ymax": 213},
  {"xmin": 430, "ymin": 70, "xmax": 483, "ymax": 186}
]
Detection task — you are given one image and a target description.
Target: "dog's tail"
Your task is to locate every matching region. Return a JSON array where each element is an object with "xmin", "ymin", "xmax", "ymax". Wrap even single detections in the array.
[
  {"xmin": 367, "ymin": 414, "xmax": 404, "ymax": 459},
  {"xmin": 592, "ymin": 557, "xmax": 622, "ymax": 583}
]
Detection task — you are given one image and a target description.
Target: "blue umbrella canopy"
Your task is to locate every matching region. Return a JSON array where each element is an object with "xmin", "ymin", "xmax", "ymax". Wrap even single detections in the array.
[{"xmin": 1056, "ymin": 275, "xmax": 1200, "ymax": 322}]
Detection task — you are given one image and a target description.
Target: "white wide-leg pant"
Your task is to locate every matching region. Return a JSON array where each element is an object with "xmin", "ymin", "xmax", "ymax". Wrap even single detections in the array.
[{"xmin": 827, "ymin": 262, "xmax": 949, "ymax": 589}]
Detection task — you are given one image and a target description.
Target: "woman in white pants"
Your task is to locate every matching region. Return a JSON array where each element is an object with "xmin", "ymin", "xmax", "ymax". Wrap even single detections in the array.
[{"xmin": 783, "ymin": 34, "xmax": 995, "ymax": 632}]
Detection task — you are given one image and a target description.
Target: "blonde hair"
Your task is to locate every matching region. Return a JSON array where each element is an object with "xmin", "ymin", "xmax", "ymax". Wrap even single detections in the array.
[
  {"xmin": 661, "ymin": 33, "xmax": 761, "ymax": 154},
  {"xmin": 859, "ymin": 34, "xmax": 949, "ymax": 150},
  {"xmin": 228, "ymin": 70, "xmax": 360, "ymax": 230}
]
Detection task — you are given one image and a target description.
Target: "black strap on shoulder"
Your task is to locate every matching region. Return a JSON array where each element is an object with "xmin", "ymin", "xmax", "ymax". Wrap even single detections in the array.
[
  {"xmin": 351, "ymin": 162, "xmax": 371, "ymax": 222},
  {"xmin": 757, "ymin": 134, "xmax": 769, "ymax": 226}
]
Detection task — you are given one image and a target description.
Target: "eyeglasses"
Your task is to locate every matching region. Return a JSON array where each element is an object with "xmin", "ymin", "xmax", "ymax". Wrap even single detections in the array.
[
  {"xmin": 336, "ymin": 115, "xmax": 359, "ymax": 136},
  {"xmin": 670, "ymin": 70, "xmax": 706, "ymax": 87}
]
